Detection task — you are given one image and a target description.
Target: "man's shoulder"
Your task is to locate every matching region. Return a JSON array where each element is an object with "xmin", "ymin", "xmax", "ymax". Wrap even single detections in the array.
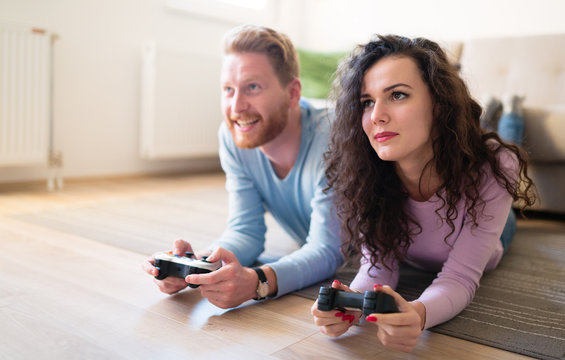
[
  {"xmin": 301, "ymin": 99, "xmax": 334, "ymax": 136},
  {"xmin": 218, "ymin": 121, "xmax": 231, "ymax": 141},
  {"xmin": 298, "ymin": 99, "xmax": 334, "ymax": 182}
]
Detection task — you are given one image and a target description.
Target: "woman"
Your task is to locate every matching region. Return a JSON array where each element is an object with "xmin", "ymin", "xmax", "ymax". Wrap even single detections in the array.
[{"xmin": 311, "ymin": 35, "xmax": 536, "ymax": 352}]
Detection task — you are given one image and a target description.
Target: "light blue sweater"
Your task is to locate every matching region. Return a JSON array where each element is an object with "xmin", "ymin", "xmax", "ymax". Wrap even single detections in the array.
[{"xmin": 213, "ymin": 100, "xmax": 343, "ymax": 296}]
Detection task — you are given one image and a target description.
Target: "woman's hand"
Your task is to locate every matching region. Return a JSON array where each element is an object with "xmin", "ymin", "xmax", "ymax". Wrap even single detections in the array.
[
  {"xmin": 365, "ymin": 285, "xmax": 425, "ymax": 352},
  {"xmin": 311, "ymin": 280, "xmax": 362, "ymax": 337}
]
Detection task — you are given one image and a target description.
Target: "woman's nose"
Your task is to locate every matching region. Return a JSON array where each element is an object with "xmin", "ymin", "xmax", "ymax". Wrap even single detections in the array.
[{"xmin": 370, "ymin": 100, "xmax": 389, "ymax": 124}]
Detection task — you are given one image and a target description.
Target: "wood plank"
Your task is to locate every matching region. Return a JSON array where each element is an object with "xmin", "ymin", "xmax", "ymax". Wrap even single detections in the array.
[
  {"xmin": 273, "ymin": 324, "xmax": 534, "ymax": 360},
  {"xmin": 0, "ymin": 217, "xmax": 313, "ymax": 358},
  {"xmin": 0, "ymin": 174, "xmax": 542, "ymax": 359}
]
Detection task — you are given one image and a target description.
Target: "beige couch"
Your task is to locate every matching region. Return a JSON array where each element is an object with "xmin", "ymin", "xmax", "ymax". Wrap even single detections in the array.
[{"xmin": 457, "ymin": 33, "xmax": 565, "ymax": 214}]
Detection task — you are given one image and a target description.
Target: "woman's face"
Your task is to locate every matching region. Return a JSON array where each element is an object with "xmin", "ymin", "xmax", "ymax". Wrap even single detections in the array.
[{"xmin": 360, "ymin": 56, "xmax": 435, "ymax": 169}]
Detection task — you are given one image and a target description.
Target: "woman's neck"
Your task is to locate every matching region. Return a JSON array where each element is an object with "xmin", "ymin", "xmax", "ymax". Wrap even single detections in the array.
[{"xmin": 395, "ymin": 160, "xmax": 441, "ymax": 202}]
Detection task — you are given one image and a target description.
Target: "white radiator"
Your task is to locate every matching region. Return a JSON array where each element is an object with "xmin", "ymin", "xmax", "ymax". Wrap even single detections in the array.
[
  {"xmin": 140, "ymin": 41, "xmax": 222, "ymax": 160},
  {"xmin": 0, "ymin": 25, "xmax": 51, "ymax": 166}
]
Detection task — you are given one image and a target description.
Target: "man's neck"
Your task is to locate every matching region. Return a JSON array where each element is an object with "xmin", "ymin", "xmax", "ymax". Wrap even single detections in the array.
[{"xmin": 259, "ymin": 106, "xmax": 302, "ymax": 179}]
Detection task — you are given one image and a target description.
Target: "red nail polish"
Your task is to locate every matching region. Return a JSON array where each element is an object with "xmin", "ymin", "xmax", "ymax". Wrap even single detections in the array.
[
  {"xmin": 366, "ymin": 316, "xmax": 378, "ymax": 322},
  {"xmin": 333, "ymin": 280, "xmax": 341, "ymax": 286},
  {"xmin": 335, "ymin": 312, "xmax": 344, "ymax": 317},
  {"xmin": 373, "ymin": 284, "xmax": 382, "ymax": 289}
]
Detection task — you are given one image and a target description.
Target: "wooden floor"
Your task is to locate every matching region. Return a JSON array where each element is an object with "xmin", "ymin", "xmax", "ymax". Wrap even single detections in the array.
[{"xmin": 0, "ymin": 173, "xmax": 542, "ymax": 359}]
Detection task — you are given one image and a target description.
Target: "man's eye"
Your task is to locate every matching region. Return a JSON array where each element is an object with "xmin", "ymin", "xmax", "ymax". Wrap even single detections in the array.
[
  {"xmin": 392, "ymin": 92, "xmax": 407, "ymax": 100},
  {"xmin": 248, "ymin": 84, "xmax": 259, "ymax": 91},
  {"xmin": 224, "ymin": 86, "xmax": 233, "ymax": 94}
]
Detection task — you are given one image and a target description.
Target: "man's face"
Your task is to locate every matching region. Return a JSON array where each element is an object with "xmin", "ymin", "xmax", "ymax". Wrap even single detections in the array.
[{"xmin": 220, "ymin": 52, "xmax": 291, "ymax": 149}]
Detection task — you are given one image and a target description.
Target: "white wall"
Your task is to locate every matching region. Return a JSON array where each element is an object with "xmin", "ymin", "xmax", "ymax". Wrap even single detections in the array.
[
  {"xmin": 1, "ymin": 0, "xmax": 564, "ymax": 184},
  {"xmin": 0, "ymin": 0, "xmax": 238, "ymax": 184},
  {"xmin": 291, "ymin": 0, "xmax": 565, "ymax": 51}
]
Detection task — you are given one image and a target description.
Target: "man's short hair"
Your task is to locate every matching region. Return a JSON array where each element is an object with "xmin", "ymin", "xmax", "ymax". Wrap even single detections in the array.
[{"xmin": 223, "ymin": 24, "xmax": 299, "ymax": 86}]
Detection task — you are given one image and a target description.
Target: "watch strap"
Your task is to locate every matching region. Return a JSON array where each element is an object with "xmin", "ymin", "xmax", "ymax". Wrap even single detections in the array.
[
  {"xmin": 253, "ymin": 267, "xmax": 267, "ymax": 282},
  {"xmin": 253, "ymin": 267, "xmax": 269, "ymax": 300}
]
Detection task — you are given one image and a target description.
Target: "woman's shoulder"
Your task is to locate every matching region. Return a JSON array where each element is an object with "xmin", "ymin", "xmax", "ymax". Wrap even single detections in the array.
[{"xmin": 485, "ymin": 139, "xmax": 519, "ymax": 171}]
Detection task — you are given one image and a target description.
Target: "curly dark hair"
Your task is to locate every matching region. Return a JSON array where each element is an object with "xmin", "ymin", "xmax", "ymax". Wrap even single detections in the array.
[{"xmin": 325, "ymin": 35, "xmax": 536, "ymax": 270}]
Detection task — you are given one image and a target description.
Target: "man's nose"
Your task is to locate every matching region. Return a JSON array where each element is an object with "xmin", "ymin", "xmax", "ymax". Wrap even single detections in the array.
[{"xmin": 231, "ymin": 90, "xmax": 249, "ymax": 114}]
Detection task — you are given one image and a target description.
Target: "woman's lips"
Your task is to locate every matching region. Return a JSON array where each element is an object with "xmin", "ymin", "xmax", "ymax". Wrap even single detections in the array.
[{"xmin": 375, "ymin": 132, "xmax": 398, "ymax": 143}]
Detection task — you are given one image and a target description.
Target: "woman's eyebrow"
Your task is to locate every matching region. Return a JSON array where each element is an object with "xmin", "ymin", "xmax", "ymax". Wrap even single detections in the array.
[
  {"xmin": 360, "ymin": 83, "xmax": 413, "ymax": 98},
  {"xmin": 383, "ymin": 83, "xmax": 412, "ymax": 92}
]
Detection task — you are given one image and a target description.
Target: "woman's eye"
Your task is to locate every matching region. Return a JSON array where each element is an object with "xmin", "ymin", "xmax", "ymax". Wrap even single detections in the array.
[
  {"xmin": 392, "ymin": 92, "xmax": 407, "ymax": 100},
  {"xmin": 361, "ymin": 99, "xmax": 374, "ymax": 108}
]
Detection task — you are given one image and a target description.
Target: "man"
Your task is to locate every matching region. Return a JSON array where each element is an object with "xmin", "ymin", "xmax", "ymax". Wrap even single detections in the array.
[{"xmin": 143, "ymin": 25, "xmax": 342, "ymax": 309}]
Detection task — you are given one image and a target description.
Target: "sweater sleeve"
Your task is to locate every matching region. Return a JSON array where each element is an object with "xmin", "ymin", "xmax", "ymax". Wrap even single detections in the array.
[
  {"xmin": 268, "ymin": 171, "xmax": 343, "ymax": 296},
  {"xmin": 418, "ymin": 150, "xmax": 517, "ymax": 329},
  {"xmin": 211, "ymin": 117, "xmax": 343, "ymax": 296},
  {"xmin": 350, "ymin": 247, "xmax": 400, "ymax": 292},
  {"xmin": 211, "ymin": 124, "xmax": 268, "ymax": 266}
]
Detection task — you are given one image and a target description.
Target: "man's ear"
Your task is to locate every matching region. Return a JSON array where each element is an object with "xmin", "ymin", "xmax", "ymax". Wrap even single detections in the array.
[{"xmin": 287, "ymin": 78, "xmax": 302, "ymax": 108}]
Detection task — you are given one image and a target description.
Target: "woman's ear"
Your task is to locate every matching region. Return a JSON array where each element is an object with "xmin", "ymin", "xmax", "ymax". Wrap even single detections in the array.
[
  {"xmin": 431, "ymin": 102, "xmax": 442, "ymax": 139},
  {"xmin": 432, "ymin": 102, "xmax": 440, "ymax": 120}
]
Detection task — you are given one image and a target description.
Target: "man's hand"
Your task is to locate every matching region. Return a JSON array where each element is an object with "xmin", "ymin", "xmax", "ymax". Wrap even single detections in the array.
[
  {"xmin": 311, "ymin": 280, "xmax": 362, "ymax": 337},
  {"xmin": 142, "ymin": 239, "xmax": 198, "ymax": 295},
  {"xmin": 185, "ymin": 247, "xmax": 258, "ymax": 309},
  {"xmin": 364, "ymin": 285, "xmax": 424, "ymax": 353}
]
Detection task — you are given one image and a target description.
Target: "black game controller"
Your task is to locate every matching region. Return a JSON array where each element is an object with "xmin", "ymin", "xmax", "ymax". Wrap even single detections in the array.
[
  {"xmin": 317, "ymin": 286, "xmax": 399, "ymax": 315},
  {"xmin": 154, "ymin": 251, "xmax": 221, "ymax": 288}
]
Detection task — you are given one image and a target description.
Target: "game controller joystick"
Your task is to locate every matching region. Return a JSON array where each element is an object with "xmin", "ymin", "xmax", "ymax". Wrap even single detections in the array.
[
  {"xmin": 317, "ymin": 286, "xmax": 399, "ymax": 315},
  {"xmin": 154, "ymin": 251, "xmax": 221, "ymax": 288}
]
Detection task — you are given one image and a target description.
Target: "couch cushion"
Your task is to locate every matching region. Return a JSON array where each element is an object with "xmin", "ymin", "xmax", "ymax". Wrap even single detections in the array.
[
  {"xmin": 460, "ymin": 34, "xmax": 565, "ymax": 107},
  {"xmin": 523, "ymin": 106, "xmax": 565, "ymax": 162},
  {"xmin": 522, "ymin": 163, "xmax": 565, "ymax": 212}
]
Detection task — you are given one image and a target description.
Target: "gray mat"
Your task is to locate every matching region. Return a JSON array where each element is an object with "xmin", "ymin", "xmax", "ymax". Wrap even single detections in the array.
[
  {"xmin": 295, "ymin": 225, "xmax": 565, "ymax": 360},
  {"xmin": 11, "ymin": 190, "xmax": 565, "ymax": 359}
]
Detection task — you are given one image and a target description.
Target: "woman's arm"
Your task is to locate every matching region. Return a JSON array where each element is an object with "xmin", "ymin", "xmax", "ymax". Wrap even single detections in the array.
[{"xmin": 416, "ymin": 150, "xmax": 517, "ymax": 328}]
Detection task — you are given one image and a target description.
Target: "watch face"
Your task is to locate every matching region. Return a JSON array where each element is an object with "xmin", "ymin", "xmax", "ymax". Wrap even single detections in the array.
[{"xmin": 257, "ymin": 281, "xmax": 269, "ymax": 298}]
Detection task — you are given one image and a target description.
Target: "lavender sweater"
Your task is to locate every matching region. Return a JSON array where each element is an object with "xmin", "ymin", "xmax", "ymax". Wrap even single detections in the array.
[{"xmin": 350, "ymin": 148, "xmax": 517, "ymax": 329}]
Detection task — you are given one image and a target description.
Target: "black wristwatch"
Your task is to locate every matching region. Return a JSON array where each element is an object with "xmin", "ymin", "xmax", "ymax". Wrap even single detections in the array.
[{"xmin": 253, "ymin": 267, "xmax": 270, "ymax": 300}]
